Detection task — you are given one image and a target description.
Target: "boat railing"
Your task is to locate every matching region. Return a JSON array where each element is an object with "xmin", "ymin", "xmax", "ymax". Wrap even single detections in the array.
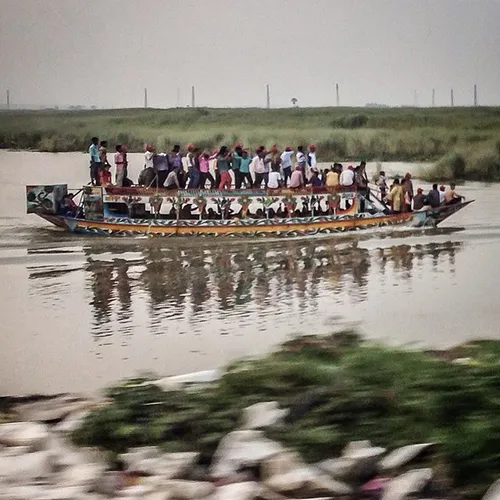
[{"xmin": 102, "ymin": 185, "xmax": 358, "ymax": 197}]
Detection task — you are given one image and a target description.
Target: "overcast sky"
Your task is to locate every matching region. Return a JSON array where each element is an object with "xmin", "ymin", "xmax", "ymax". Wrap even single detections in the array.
[{"xmin": 1, "ymin": 0, "xmax": 500, "ymax": 108}]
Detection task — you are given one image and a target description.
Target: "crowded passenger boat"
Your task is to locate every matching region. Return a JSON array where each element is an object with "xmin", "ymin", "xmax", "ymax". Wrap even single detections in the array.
[{"xmin": 25, "ymin": 139, "xmax": 473, "ymax": 237}]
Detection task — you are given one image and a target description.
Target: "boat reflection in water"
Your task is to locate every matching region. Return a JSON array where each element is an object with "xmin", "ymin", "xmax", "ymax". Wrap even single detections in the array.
[{"xmin": 38, "ymin": 235, "xmax": 461, "ymax": 341}]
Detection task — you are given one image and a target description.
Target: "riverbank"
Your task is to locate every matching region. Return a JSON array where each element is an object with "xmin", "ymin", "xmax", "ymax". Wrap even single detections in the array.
[
  {"xmin": 2, "ymin": 332, "xmax": 500, "ymax": 498},
  {"xmin": 1, "ymin": 107, "xmax": 500, "ymax": 180}
]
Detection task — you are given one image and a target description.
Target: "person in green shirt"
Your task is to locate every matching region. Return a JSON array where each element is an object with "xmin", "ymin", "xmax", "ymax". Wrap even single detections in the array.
[
  {"xmin": 239, "ymin": 150, "xmax": 253, "ymax": 188},
  {"xmin": 232, "ymin": 145, "xmax": 243, "ymax": 189}
]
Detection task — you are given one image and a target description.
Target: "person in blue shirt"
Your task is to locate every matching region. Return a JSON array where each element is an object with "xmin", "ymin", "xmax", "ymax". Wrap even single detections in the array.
[
  {"xmin": 310, "ymin": 168, "xmax": 322, "ymax": 187},
  {"xmin": 88, "ymin": 137, "xmax": 101, "ymax": 185}
]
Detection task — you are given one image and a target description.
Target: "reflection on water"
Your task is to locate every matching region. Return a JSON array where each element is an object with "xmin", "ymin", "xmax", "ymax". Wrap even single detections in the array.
[{"xmin": 27, "ymin": 237, "xmax": 461, "ymax": 345}]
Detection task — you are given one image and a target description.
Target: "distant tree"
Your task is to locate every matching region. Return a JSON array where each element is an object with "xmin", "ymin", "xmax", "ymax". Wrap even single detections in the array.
[{"xmin": 291, "ymin": 97, "xmax": 298, "ymax": 107}]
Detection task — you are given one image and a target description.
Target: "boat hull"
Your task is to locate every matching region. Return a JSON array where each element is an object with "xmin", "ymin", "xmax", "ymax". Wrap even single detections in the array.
[{"xmin": 33, "ymin": 201, "xmax": 472, "ymax": 237}]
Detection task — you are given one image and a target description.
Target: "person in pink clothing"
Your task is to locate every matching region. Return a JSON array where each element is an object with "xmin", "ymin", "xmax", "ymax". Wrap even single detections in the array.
[
  {"xmin": 199, "ymin": 152, "xmax": 216, "ymax": 189},
  {"xmin": 289, "ymin": 165, "xmax": 304, "ymax": 189}
]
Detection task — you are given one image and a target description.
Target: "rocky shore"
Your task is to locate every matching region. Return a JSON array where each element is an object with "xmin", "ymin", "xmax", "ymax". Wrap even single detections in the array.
[{"xmin": 2, "ymin": 333, "xmax": 500, "ymax": 499}]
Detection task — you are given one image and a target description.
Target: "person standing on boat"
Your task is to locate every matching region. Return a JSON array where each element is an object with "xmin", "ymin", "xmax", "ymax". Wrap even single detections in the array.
[
  {"xmin": 199, "ymin": 152, "xmax": 216, "ymax": 189},
  {"xmin": 386, "ymin": 178, "xmax": 405, "ymax": 213},
  {"xmin": 114, "ymin": 145, "xmax": 125, "ymax": 187},
  {"xmin": 144, "ymin": 144, "xmax": 155, "ymax": 169},
  {"xmin": 186, "ymin": 144, "xmax": 200, "ymax": 189},
  {"xmin": 121, "ymin": 145, "xmax": 130, "ymax": 186},
  {"xmin": 280, "ymin": 146, "xmax": 294, "ymax": 186},
  {"xmin": 251, "ymin": 148, "xmax": 268, "ymax": 188},
  {"xmin": 307, "ymin": 144, "xmax": 317, "ymax": 179},
  {"xmin": 402, "ymin": 173, "xmax": 414, "ymax": 210},
  {"xmin": 99, "ymin": 141, "xmax": 110, "ymax": 168},
  {"xmin": 217, "ymin": 146, "xmax": 233, "ymax": 190},
  {"xmin": 268, "ymin": 145, "xmax": 281, "ymax": 177},
  {"xmin": 377, "ymin": 170, "xmax": 388, "ymax": 198},
  {"xmin": 239, "ymin": 150, "xmax": 253, "ymax": 188},
  {"xmin": 232, "ymin": 145, "xmax": 243, "ymax": 189},
  {"xmin": 88, "ymin": 137, "xmax": 101, "ymax": 186},
  {"xmin": 168, "ymin": 145, "xmax": 184, "ymax": 188},
  {"xmin": 296, "ymin": 146, "xmax": 307, "ymax": 180}
]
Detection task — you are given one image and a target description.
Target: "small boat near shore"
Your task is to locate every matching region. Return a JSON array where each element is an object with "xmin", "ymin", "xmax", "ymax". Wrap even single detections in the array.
[{"xmin": 25, "ymin": 184, "xmax": 473, "ymax": 238}]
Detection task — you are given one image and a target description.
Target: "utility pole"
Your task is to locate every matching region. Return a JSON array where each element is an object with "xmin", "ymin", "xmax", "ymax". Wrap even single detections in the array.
[
  {"xmin": 176, "ymin": 88, "xmax": 180, "ymax": 107},
  {"xmin": 413, "ymin": 90, "xmax": 418, "ymax": 107},
  {"xmin": 450, "ymin": 88, "xmax": 454, "ymax": 107},
  {"xmin": 336, "ymin": 83, "xmax": 340, "ymax": 107},
  {"xmin": 432, "ymin": 88, "xmax": 435, "ymax": 107},
  {"xmin": 474, "ymin": 84, "xmax": 478, "ymax": 106},
  {"xmin": 266, "ymin": 84, "xmax": 270, "ymax": 109},
  {"xmin": 191, "ymin": 86, "xmax": 195, "ymax": 108},
  {"xmin": 144, "ymin": 88, "xmax": 148, "ymax": 108},
  {"xmin": 6, "ymin": 89, "xmax": 10, "ymax": 110}
]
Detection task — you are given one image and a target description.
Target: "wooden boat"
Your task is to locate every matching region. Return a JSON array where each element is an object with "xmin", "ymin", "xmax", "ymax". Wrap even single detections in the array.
[{"xmin": 25, "ymin": 184, "xmax": 473, "ymax": 237}]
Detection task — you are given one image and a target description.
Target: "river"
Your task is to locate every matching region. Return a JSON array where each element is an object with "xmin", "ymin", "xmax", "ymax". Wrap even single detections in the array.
[{"xmin": 1, "ymin": 151, "xmax": 499, "ymax": 396}]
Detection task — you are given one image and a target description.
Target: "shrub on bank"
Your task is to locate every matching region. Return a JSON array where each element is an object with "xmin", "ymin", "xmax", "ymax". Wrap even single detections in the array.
[{"xmin": 72, "ymin": 332, "xmax": 500, "ymax": 498}]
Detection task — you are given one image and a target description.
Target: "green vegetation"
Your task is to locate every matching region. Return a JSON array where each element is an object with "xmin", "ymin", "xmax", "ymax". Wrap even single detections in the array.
[
  {"xmin": 1, "ymin": 106, "xmax": 500, "ymax": 180},
  {"xmin": 73, "ymin": 332, "xmax": 500, "ymax": 498}
]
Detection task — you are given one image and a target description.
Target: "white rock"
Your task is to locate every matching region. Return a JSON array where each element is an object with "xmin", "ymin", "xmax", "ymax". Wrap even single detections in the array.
[
  {"xmin": 38, "ymin": 485, "xmax": 88, "ymax": 500},
  {"xmin": 382, "ymin": 468, "xmax": 433, "ymax": 500},
  {"xmin": 341, "ymin": 440, "xmax": 386, "ymax": 479},
  {"xmin": 57, "ymin": 462, "xmax": 106, "ymax": 489},
  {"xmin": 307, "ymin": 473, "xmax": 352, "ymax": 495},
  {"xmin": 120, "ymin": 484, "xmax": 157, "ymax": 497},
  {"xmin": 0, "ymin": 422, "xmax": 49, "ymax": 450},
  {"xmin": 343, "ymin": 440, "xmax": 386, "ymax": 461},
  {"xmin": 211, "ymin": 481, "xmax": 260, "ymax": 500},
  {"xmin": 262, "ymin": 452, "xmax": 351, "ymax": 496},
  {"xmin": 483, "ymin": 479, "xmax": 500, "ymax": 500},
  {"xmin": 122, "ymin": 448, "xmax": 199, "ymax": 479},
  {"xmin": 265, "ymin": 467, "xmax": 351, "ymax": 496},
  {"xmin": 242, "ymin": 402, "xmax": 288, "ymax": 430},
  {"xmin": 265, "ymin": 468, "xmax": 312, "ymax": 493},
  {"xmin": 316, "ymin": 457, "xmax": 357, "ymax": 480},
  {"xmin": 261, "ymin": 451, "xmax": 304, "ymax": 479},
  {"xmin": 0, "ymin": 450, "xmax": 53, "ymax": 483},
  {"xmin": 210, "ymin": 430, "xmax": 283, "ymax": 477},
  {"xmin": 163, "ymin": 480, "xmax": 216, "ymax": 499},
  {"xmin": 53, "ymin": 410, "xmax": 92, "ymax": 434},
  {"xmin": 154, "ymin": 370, "xmax": 222, "ymax": 391},
  {"xmin": 15, "ymin": 395, "xmax": 94, "ymax": 423},
  {"xmin": 0, "ymin": 445, "xmax": 31, "ymax": 457},
  {"xmin": 0, "ymin": 484, "xmax": 49, "ymax": 500},
  {"xmin": 380, "ymin": 443, "xmax": 435, "ymax": 471}
]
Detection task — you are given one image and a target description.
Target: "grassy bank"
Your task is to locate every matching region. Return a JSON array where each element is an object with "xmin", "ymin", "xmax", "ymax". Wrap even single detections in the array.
[
  {"xmin": 1, "ymin": 107, "xmax": 500, "ymax": 179},
  {"xmin": 72, "ymin": 332, "xmax": 500, "ymax": 498}
]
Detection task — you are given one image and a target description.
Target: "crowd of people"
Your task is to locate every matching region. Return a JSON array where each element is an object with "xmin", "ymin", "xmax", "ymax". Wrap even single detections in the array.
[{"xmin": 87, "ymin": 137, "xmax": 463, "ymax": 214}]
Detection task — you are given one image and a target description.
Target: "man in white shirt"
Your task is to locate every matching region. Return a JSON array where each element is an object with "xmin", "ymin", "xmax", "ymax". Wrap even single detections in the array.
[
  {"xmin": 307, "ymin": 144, "xmax": 317, "ymax": 174},
  {"xmin": 280, "ymin": 146, "xmax": 294, "ymax": 186},
  {"xmin": 339, "ymin": 166, "xmax": 355, "ymax": 187},
  {"xmin": 267, "ymin": 167, "xmax": 282, "ymax": 189},
  {"xmin": 251, "ymin": 150, "xmax": 267, "ymax": 188}
]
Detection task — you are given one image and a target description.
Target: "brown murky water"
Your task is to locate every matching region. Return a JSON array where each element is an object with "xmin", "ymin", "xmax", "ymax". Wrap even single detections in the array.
[{"xmin": 1, "ymin": 151, "xmax": 499, "ymax": 396}]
